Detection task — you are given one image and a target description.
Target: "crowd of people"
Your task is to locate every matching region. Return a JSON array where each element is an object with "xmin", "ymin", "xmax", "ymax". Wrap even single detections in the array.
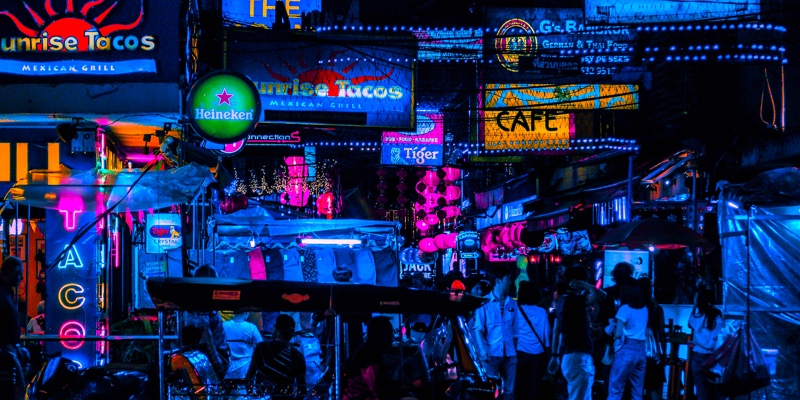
[{"xmin": 2, "ymin": 255, "xmax": 729, "ymax": 400}]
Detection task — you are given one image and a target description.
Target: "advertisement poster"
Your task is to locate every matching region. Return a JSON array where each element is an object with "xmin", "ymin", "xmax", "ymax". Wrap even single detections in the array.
[
  {"xmin": 226, "ymin": 34, "xmax": 416, "ymax": 130},
  {"xmin": 412, "ymin": 28, "xmax": 483, "ymax": 60},
  {"xmin": 381, "ymin": 112, "xmax": 443, "ymax": 166},
  {"xmin": 603, "ymin": 249, "xmax": 650, "ymax": 288},
  {"xmin": 145, "ymin": 213, "xmax": 182, "ymax": 254},
  {"xmin": 485, "ymin": 8, "xmax": 636, "ymax": 79},
  {"xmin": 482, "ymin": 110, "xmax": 574, "ymax": 151},
  {"xmin": 485, "ymin": 83, "xmax": 639, "ymax": 111},
  {"xmin": 0, "ymin": 0, "xmax": 180, "ymax": 83}
]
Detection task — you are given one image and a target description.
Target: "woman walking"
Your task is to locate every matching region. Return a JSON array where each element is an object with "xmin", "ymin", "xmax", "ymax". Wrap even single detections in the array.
[
  {"xmin": 515, "ymin": 281, "xmax": 551, "ymax": 398},
  {"xmin": 607, "ymin": 278, "xmax": 648, "ymax": 400}
]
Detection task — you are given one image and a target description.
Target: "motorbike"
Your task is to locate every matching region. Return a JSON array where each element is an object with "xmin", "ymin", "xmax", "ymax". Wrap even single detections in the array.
[{"xmin": 25, "ymin": 356, "xmax": 152, "ymax": 400}]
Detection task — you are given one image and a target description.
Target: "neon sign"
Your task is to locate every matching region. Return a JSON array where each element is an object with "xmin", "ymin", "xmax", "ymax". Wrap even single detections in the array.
[
  {"xmin": 58, "ymin": 283, "xmax": 86, "ymax": 310},
  {"xmin": 46, "ymin": 209, "xmax": 98, "ymax": 367},
  {"xmin": 59, "ymin": 321, "xmax": 86, "ymax": 350}
]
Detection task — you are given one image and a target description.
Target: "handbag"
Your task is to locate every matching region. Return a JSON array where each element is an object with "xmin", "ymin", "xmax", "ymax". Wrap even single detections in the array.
[
  {"xmin": 645, "ymin": 327, "xmax": 663, "ymax": 363},
  {"xmin": 701, "ymin": 325, "xmax": 771, "ymax": 397}
]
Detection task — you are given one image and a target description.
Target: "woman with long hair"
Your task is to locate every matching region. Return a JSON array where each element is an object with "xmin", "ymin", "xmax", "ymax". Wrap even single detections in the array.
[
  {"xmin": 515, "ymin": 281, "xmax": 551, "ymax": 398},
  {"xmin": 688, "ymin": 287, "xmax": 725, "ymax": 400},
  {"xmin": 607, "ymin": 278, "xmax": 648, "ymax": 400},
  {"xmin": 638, "ymin": 276, "xmax": 666, "ymax": 400}
]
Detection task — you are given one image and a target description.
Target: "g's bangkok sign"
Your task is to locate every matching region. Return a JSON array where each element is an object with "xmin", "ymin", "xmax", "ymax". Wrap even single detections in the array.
[
  {"xmin": 187, "ymin": 70, "xmax": 262, "ymax": 144},
  {"xmin": 226, "ymin": 36, "xmax": 415, "ymax": 130},
  {"xmin": 0, "ymin": 0, "xmax": 179, "ymax": 81}
]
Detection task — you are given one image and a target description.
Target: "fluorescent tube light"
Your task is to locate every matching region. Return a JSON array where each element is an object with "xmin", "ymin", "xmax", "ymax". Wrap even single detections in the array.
[{"xmin": 299, "ymin": 238, "xmax": 363, "ymax": 245}]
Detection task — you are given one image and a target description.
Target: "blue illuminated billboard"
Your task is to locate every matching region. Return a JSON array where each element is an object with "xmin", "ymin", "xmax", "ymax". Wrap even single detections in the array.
[
  {"xmin": 222, "ymin": 0, "xmax": 321, "ymax": 30},
  {"xmin": 412, "ymin": 28, "xmax": 483, "ymax": 60},
  {"xmin": 0, "ymin": 0, "xmax": 179, "ymax": 83},
  {"xmin": 586, "ymin": 0, "xmax": 760, "ymax": 25},
  {"xmin": 485, "ymin": 8, "xmax": 636, "ymax": 78},
  {"xmin": 226, "ymin": 34, "xmax": 416, "ymax": 130}
]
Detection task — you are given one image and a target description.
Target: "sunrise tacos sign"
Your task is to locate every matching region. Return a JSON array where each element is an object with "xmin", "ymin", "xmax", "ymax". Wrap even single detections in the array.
[{"xmin": 187, "ymin": 70, "xmax": 262, "ymax": 144}]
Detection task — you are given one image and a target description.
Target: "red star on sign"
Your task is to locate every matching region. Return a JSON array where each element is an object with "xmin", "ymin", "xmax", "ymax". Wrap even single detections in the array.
[{"xmin": 216, "ymin": 88, "xmax": 234, "ymax": 105}]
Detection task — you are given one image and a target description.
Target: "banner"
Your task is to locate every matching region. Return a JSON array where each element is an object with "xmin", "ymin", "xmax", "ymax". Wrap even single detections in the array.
[
  {"xmin": 483, "ymin": 111, "xmax": 574, "ymax": 151},
  {"xmin": 222, "ymin": 0, "xmax": 322, "ymax": 29}
]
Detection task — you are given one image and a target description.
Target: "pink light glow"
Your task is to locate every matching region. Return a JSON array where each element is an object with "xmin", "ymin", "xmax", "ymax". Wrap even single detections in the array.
[
  {"xmin": 125, "ymin": 153, "xmax": 159, "ymax": 164},
  {"xmin": 57, "ymin": 196, "xmax": 85, "ymax": 231}
]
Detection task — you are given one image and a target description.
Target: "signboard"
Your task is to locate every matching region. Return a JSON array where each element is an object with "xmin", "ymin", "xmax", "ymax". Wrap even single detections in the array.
[
  {"xmin": 503, "ymin": 195, "xmax": 537, "ymax": 223},
  {"xmin": 226, "ymin": 35, "xmax": 415, "ymax": 130},
  {"xmin": 187, "ymin": 70, "xmax": 262, "ymax": 144},
  {"xmin": 457, "ymin": 231, "xmax": 481, "ymax": 259},
  {"xmin": 222, "ymin": 0, "xmax": 322, "ymax": 29},
  {"xmin": 381, "ymin": 112, "xmax": 443, "ymax": 166},
  {"xmin": 0, "ymin": 0, "xmax": 179, "ymax": 83},
  {"xmin": 485, "ymin": 83, "xmax": 639, "ymax": 111},
  {"xmin": 603, "ymin": 249, "xmax": 650, "ymax": 288},
  {"xmin": 483, "ymin": 111, "xmax": 574, "ymax": 151},
  {"xmin": 586, "ymin": 0, "xmax": 760, "ymax": 24},
  {"xmin": 145, "ymin": 213, "xmax": 183, "ymax": 254},
  {"xmin": 485, "ymin": 8, "xmax": 636, "ymax": 78},
  {"xmin": 412, "ymin": 28, "xmax": 483, "ymax": 60},
  {"xmin": 246, "ymin": 130, "xmax": 303, "ymax": 146},
  {"xmin": 46, "ymin": 209, "xmax": 98, "ymax": 368}
]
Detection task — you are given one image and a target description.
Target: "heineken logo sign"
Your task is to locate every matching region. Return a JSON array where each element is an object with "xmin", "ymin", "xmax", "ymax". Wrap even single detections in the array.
[{"xmin": 187, "ymin": 70, "xmax": 261, "ymax": 143}]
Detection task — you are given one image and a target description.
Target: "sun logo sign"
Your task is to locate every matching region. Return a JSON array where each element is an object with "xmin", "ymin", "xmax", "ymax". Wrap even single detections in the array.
[
  {"xmin": 0, "ymin": 0, "xmax": 159, "ymax": 76},
  {"xmin": 0, "ymin": 0, "xmax": 149, "ymax": 51}
]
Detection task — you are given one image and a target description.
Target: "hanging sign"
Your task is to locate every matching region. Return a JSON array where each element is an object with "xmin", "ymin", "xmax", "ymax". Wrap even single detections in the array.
[
  {"xmin": 145, "ymin": 213, "xmax": 183, "ymax": 254},
  {"xmin": 381, "ymin": 112, "xmax": 444, "ymax": 166},
  {"xmin": 187, "ymin": 70, "xmax": 262, "ymax": 144}
]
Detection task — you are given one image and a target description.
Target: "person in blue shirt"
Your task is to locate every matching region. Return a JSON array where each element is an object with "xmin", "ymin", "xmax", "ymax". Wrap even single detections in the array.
[{"xmin": 473, "ymin": 266, "xmax": 519, "ymax": 399}]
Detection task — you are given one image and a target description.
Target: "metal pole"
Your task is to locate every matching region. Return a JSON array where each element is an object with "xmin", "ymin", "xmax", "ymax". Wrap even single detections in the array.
[
  {"xmin": 158, "ymin": 310, "xmax": 165, "ymax": 400},
  {"xmin": 334, "ymin": 314, "xmax": 341, "ymax": 400},
  {"xmin": 627, "ymin": 155, "xmax": 634, "ymax": 222},
  {"xmin": 691, "ymin": 166, "xmax": 698, "ymax": 232}
]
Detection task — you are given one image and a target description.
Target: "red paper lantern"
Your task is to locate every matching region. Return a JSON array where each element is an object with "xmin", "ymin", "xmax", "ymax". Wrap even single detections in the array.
[
  {"xmin": 434, "ymin": 233, "xmax": 448, "ymax": 249},
  {"xmin": 442, "ymin": 167, "xmax": 461, "ymax": 182}
]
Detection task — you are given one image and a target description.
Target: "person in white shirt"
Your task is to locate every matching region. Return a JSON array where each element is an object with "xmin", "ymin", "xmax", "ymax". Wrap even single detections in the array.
[
  {"xmin": 688, "ymin": 288, "xmax": 725, "ymax": 400},
  {"xmin": 515, "ymin": 281, "xmax": 551, "ymax": 398},
  {"xmin": 222, "ymin": 310, "xmax": 263, "ymax": 380},
  {"xmin": 473, "ymin": 267, "xmax": 519, "ymax": 399},
  {"xmin": 608, "ymin": 278, "xmax": 649, "ymax": 400}
]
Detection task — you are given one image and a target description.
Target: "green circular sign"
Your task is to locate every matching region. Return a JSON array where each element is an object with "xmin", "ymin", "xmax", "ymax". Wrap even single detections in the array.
[{"xmin": 187, "ymin": 70, "xmax": 261, "ymax": 144}]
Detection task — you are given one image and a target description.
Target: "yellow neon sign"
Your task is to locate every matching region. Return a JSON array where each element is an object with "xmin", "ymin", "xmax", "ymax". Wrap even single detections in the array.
[{"xmin": 58, "ymin": 283, "xmax": 86, "ymax": 310}]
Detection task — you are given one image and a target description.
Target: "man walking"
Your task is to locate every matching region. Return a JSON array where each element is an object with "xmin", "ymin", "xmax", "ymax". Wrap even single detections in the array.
[{"xmin": 474, "ymin": 267, "xmax": 519, "ymax": 399}]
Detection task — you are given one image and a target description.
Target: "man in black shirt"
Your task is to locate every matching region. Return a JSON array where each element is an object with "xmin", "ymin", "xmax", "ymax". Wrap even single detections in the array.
[
  {"xmin": 248, "ymin": 314, "xmax": 306, "ymax": 398},
  {"xmin": 552, "ymin": 266, "xmax": 605, "ymax": 400},
  {"xmin": 1, "ymin": 256, "xmax": 24, "ymax": 399}
]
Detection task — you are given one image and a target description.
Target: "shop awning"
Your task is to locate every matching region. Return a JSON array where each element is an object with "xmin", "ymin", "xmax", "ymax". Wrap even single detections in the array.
[
  {"xmin": 5, "ymin": 162, "xmax": 214, "ymax": 212},
  {"xmin": 525, "ymin": 179, "xmax": 632, "ymax": 232}
]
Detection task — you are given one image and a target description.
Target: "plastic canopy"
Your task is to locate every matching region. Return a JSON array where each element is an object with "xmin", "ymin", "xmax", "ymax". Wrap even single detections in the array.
[{"xmin": 5, "ymin": 162, "xmax": 215, "ymax": 212}]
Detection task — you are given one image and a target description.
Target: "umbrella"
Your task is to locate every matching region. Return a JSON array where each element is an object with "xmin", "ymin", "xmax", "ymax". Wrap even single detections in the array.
[{"xmin": 593, "ymin": 218, "xmax": 713, "ymax": 250}]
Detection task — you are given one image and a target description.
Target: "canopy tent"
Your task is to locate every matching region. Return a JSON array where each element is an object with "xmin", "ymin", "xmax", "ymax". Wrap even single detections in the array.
[
  {"xmin": 718, "ymin": 167, "xmax": 800, "ymax": 399},
  {"xmin": 5, "ymin": 162, "xmax": 215, "ymax": 212}
]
